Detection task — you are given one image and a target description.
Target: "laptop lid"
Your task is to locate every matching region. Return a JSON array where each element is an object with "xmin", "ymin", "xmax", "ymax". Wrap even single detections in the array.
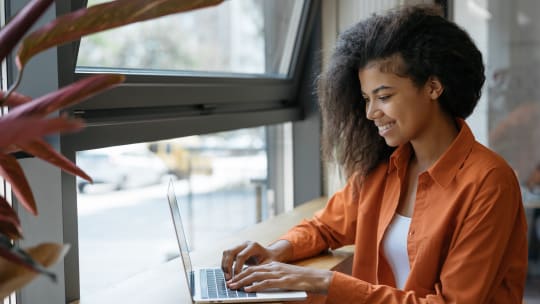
[{"xmin": 167, "ymin": 180, "xmax": 195, "ymax": 296}]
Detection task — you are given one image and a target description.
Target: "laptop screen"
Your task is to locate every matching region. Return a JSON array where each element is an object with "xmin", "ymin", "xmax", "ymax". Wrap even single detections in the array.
[{"xmin": 167, "ymin": 180, "xmax": 194, "ymax": 292}]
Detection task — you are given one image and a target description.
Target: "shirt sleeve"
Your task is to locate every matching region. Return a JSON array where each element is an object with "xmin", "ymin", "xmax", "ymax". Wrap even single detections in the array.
[
  {"xmin": 327, "ymin": 272, "xmax": 447, "ymax": 304},
  {"xmin": 279, "ymin": 173, "xmax": 361, "ymax": 261},
  {"xmin": 326, "ymin": 168, "xmax": 527, "ymax": 303}
]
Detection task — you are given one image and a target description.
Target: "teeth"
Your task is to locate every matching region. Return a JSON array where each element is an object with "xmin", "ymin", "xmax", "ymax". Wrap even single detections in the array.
[{"xmin": 378, "ymin": 122, "xmax": 395, "ymax": 132}]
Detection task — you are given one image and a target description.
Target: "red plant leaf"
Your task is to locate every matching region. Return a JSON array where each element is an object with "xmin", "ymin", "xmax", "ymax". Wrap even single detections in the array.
[
  {"xmin": 7, "ymin": 74, "xmax": 124, "ymax": 119},
  {"xmin": 0, "ymin": 222, "xmax": 22, "ymax": 241},
  {"xmin": 0, "ymin": 91, "xmax": 32, "ymax": 107},
  {"xmin": 0, "ymin": 197, "xmax": 23, "ymax": 240},
  {"xmin": 0, "ymin": 0, "xmax": 53, "ymax": 62},
  {"xmin": 16, "ymin": 0, "xmax": 224, "ymax": 69},
  {"xmin": 0, "ymin": 116, "xmax": 84, "ymax": 151},
  {"xmin": 18, "ymin": 139, "xmax": 92, "ymax": 183},
  {"xmin": 0, "ymin": 154, "xmax": 37, "ymax": 216}
]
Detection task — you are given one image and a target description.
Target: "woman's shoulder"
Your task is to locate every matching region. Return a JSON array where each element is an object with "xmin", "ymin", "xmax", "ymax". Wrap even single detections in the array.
[{"xmin": 462, "ymin": 141, "xmax": 518, "ymax": 184}]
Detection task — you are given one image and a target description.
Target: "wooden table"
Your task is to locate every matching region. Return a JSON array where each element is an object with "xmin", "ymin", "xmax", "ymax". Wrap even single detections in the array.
[{"xmin": 74, "ymin": 197, "xmax": 354, "ymax": 304}]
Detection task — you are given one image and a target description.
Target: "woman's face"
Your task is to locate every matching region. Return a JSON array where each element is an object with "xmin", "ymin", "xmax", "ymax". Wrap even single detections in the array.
[{"xmin": 358, "ymin": 63, "xmax": 435, "ymax": 147}]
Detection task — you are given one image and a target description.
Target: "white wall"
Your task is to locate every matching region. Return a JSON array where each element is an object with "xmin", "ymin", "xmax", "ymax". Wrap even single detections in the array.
[{"xmin": 453, "ymin": 0, "xmax": 491, "ymax": 145}]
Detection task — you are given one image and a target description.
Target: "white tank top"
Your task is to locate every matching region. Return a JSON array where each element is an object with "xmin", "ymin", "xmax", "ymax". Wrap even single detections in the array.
[{"xmin": 382, "ymin": 213, "xmax": 412, "ymax": 289}]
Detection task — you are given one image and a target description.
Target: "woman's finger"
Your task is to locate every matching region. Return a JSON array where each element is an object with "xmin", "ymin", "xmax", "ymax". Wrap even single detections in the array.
[
  {"xmin": 228, "ymin": 267, "xmax": 281, "ymax": 290},
  {"xmin": 228, "ymin": 262, "xmax": 333, "ymax": 293},
  {"xmin": 233, "ymin": 241, "xmax": 264, "ymax": 276},
  {"xmin": 221, "ymin": 242, "xmax": 250, "ymax": 279},
  {"xmin": 244, "ymin": 278, "xmax": 285, "ymax": 292}
]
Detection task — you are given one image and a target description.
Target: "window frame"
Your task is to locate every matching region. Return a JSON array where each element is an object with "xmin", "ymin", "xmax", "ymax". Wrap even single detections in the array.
[
  {"xmin": 57, "ymin": 0, "xmax": 319, "ymax": 151},
  {"xmin": 60, "ymin": 0, "xmax": 314, "ymax": 110}
]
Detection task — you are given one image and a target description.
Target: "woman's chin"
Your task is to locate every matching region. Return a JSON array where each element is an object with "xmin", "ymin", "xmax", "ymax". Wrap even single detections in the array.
[{"xmin": 382, "ymin": 137, "xmax": 402, "ymax": 147}]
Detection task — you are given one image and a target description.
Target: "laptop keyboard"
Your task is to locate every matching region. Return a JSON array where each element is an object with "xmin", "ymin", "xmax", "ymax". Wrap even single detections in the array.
[{"xmin": 201, "ymin": 268, "xmax": 257, "ymax": 299}]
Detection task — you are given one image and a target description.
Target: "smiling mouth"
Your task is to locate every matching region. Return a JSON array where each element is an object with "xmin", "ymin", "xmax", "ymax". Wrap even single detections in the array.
[{"xmin": 377, "ymin": 122, "xmax": 395, "ymax": 133}]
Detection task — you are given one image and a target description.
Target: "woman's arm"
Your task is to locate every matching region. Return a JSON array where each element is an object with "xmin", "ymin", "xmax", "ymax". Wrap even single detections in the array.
[
  {"xmin": 221, "ymin": 172, "xmax": 363, "ymax": 286},
  {"xmin": 278, "ymin": 172, "xmax": 362, "ymax": 261}
]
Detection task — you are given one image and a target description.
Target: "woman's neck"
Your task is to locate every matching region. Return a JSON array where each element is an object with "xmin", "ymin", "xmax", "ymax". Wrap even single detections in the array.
[{"xmin": 410, "ymin": 114, "xmax": 459, "ymax": 172}]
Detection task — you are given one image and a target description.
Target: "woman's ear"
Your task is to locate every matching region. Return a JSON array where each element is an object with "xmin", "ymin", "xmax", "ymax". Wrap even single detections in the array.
[{"xmin": 427, "ymin": 76, "xmax": 444, "ymax": 100}]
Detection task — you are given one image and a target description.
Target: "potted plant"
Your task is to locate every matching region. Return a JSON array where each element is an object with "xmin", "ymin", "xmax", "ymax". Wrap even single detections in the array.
[{"xmin": 0, "ymin": 0, "xmax": 222, "ymax": 298}]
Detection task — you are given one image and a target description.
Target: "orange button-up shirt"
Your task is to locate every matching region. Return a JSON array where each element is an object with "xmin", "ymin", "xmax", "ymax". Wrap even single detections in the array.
[{"xmin": 281, "ymin": 120, "xmax": 528, "ymax": 303}]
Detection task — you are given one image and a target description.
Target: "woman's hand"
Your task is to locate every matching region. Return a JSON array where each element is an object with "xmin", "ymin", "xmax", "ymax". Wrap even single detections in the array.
[
  {"xmin": 221, "ymin": 240, "xmax": 292, "ymax": 280},
  {"xmin": 226, "ymin": 261, "xmax": 333, "ymax": 293}
]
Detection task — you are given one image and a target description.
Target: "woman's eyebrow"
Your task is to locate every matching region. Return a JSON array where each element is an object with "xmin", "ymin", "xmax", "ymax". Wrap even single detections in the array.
[
  {"xmin": 371, "ymin": 85, "xmax": 393, "ymax": 94},
  {"xmin": 361, "ymin": 85, "xmax": 393, "ymax": 97}
]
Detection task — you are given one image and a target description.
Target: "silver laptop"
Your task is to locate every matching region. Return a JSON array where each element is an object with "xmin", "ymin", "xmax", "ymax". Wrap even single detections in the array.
[{"xmin": 167, "ymin": 181, "xmax": 307, "ymax": 303}]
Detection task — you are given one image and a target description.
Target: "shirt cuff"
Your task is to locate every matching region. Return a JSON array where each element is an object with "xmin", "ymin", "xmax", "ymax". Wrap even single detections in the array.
[
  {"xmin": 326, "ymin": 271, "xmax": 369, "ymax": 304},
  {"xmin": 277, "ymin": 235, "xmax": 302, "ymax": 261}
]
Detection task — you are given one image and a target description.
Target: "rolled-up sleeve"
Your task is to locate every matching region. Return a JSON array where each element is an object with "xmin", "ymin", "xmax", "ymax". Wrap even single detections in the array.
[{"xmin": 279, "ymin": 174, "xmax": 361, "ymax": 261}]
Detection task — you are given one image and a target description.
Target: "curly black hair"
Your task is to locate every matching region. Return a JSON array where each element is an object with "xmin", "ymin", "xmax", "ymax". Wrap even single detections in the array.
[{"xmin": 318, "ymin": 4, "xmax": 485, "ymax": 178}]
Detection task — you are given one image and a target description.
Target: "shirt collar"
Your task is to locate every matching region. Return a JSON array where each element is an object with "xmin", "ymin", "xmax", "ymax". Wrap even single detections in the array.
[
  {"xmin": 387, "ymin": 118, "xmax": 475, "ymax": 188},
  {"xmin": 388, "ymin": 142, "xmax": 412, "ymax": 178}
]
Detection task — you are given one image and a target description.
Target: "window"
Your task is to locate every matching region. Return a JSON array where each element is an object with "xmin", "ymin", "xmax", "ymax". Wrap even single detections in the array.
[
  {"xmin": 64, "ymin": 0, "xmax": 316, "ymax": 135},
  {"xmin": 453, "ymin": 0, "xmax": 540, "ymax": 300},
  {"xmin": 76, "ymin": 126, "xmax": 286, "ymax": 298},
  {"xmin": 1, "ymin": 0, "xmax": 321, "ymax": 300},
  {"xmin": 77, "ymin": 0, "xmax": 305, "ymax": 77},
  {"xmin": 58, "ymin": 0, "xmax": 321, "ymax": 302}
]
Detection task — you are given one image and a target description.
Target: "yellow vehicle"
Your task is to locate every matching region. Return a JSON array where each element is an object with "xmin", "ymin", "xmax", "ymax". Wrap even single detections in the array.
[{"xmin": 148, "ymin": 139, "xmax": 213, "ymax": 179}]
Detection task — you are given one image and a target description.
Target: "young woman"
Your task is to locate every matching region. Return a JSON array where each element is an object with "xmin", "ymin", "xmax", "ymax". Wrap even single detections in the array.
[{"xmin": 221, "ymin": 4, "xmax": 528, "ymax": 303}]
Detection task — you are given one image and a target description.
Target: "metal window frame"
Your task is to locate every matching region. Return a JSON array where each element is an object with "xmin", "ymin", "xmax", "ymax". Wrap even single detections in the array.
[{"xmin": 58, "ymin": 0, "xmax": 318, "ymax": 149}]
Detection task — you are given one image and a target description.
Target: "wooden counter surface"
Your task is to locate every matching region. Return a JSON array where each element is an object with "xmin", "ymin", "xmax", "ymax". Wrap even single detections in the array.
[{"xmin": 74, "ymin": 197, "xmax": 354, "ymax": 304}]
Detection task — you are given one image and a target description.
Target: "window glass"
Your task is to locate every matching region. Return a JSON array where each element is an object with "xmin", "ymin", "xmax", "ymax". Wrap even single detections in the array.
[
  {"xmin": 76, "ymin": 0, "xmax": 305, "ymax": 77},
  {"xmin": 454, "ymin": 0, "xmax": 540, "ymax": 300},
  {"xmin": 77, "ymin": 126, "xmax": 273, "ymax": 298}
]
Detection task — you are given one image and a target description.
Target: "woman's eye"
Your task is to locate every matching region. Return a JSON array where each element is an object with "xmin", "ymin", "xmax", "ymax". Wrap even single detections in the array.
[{"xmin": 378, "ymin": 95, "xmax": 391, "ymax": 102}]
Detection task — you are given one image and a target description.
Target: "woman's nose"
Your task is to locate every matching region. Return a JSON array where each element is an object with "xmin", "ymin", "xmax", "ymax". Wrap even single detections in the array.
[{"xmin": 365, "ymin": 101, "xmax": 382, "ymax": 120}]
